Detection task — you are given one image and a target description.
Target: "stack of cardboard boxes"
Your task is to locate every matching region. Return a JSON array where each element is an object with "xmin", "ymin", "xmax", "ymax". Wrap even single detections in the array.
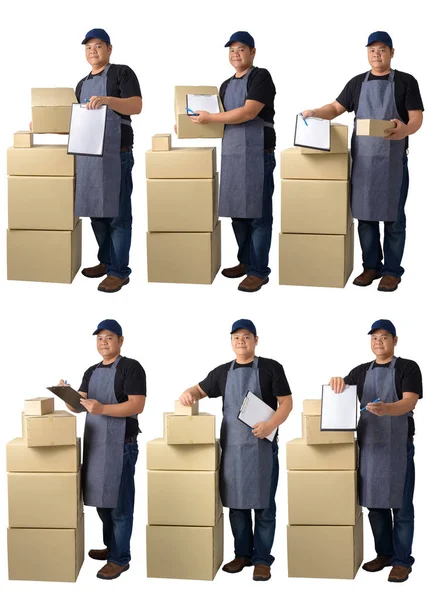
[
  {"xmin": 6, "ymin": 397, "xmax": 84, "ymax": 582},
  {"xmin": 286, "ymin": 399, "xmax": 363, "ymax": 579},
  {"xmin": 146, "ymin": 400, "xmax": 223, "ymax": 580},
  {"xmin": 7, "ymin": 88, "xmax": 82, "ymax": 283},
  {"xmin": 279, "ymin": 124, "xmax": 354, "ymax": 288}
]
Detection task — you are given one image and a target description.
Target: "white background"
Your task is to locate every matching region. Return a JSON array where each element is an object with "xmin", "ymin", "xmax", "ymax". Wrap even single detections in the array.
[{"xmin": 0, "ymin": 0, "xmax": 427, "ymax": 598}]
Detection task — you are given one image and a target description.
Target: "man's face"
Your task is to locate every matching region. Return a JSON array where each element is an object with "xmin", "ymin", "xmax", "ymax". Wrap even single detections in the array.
[
  {"xmin": 96, "ymin": 329, "xmax": 123, "ymax": 359},
  {"xmin": 85, "ymin": 38, "xmax": 112, "ymax": 67},
  {"xmin": 231, "ymin": 329, "xmax": 258, "ymax": 357},
  {"xmin": 370, "ymin": 329, "xmax": 397, "ymax": 358},
  {"xmin": 367, "ymin": 42, "xmax": 394, "ymax": 70},
  {"xmin": 228, "ymin": 42, "xmax": 255, "ymax": 70}
]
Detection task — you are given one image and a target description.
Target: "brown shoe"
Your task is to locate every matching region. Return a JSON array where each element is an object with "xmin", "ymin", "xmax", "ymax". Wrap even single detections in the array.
[
  {"xmin": 362, "ymin": 555, "xmax": 392, "ymax": 572},
  {"xmin": 88, "ymin": 548, "xmax": 109, "ymax": 560},
  {"xmin": 98, "ymin": 275, "xmax": 130, "ymax": 293},
  {"xmin": 222, "ymin": 264, "xmax": 247, "ymax": 279},
  {"xmin": 82, "ymin": 264, "xmax": 107, "ymax": 278},
  {"xmin": 388, "ymin": 565, "xmax": 412, "ymax": 583},
  {"xmin": 96, "ymin": 562, "xmax": 130, "ymax": 580},
  {"xmin": 378, "ymin": 275, "xmax": 401, "ymax": 292},
  {"xmin": 238, "ymin": 275, "xmax": 269, "ymax": 293},
  {"xmin": 253, "ymin": 564, "xmax": 271, "ymax": 581},
  {"xmin": 353, "ymin": 269, "xmax": 382, "ymax": 287},
  {"xmin": 222, "ymin": 556, "xmax": 252, "ymax": 573}
]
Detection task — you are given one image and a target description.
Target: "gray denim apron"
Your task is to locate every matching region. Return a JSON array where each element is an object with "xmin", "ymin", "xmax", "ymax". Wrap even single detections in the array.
[
  {"xmin": 351, "ymin": 70, "xmax": 407, "ymax": 222},
  {"xmin": 357, "ymin": 357, "xmax": 409, "ymax": 509},
  {"xmin": 219, "ymin": 67, "xmax": 273, "ymax": 219},
  {"xmin": 75, "ymin": 64, "xmax": 128, "ymax": 218},
  {"xmin": 219, "ymin": 357, "xmax": 274, "ymax": 509}
]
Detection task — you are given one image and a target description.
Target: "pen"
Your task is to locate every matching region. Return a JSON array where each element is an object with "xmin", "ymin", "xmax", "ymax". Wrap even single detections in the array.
[
  {"xmin": 299, "ymin": 112, "xmax": 308, "ymax": 126},
  {"xmin": 185, "ymin": 107, "xmax": 199, "ymax": 116},
  {"xmin": 360, "ymin": 398, "xmax": 380, "ymax": 412}
]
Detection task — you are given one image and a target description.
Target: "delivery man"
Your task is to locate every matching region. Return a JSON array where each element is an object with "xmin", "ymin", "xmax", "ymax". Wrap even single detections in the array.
[
  {"xmin": 189, "ymin": 32, "xmax": 276, "ymax": 293},
  {"xmin": 329, "ymin": 319, "xmax": 421, "ymax": 583},
  {"xmin": 60, "ymin": 319, "xmax": 146, "ymax": 580},
  {"xmin": 301, "ymin": 32, "xmax": 423, "ymax": 292},
  {"xmin": 179, "ymin": 319, "xmax": 292, "ymax": 581},
  {"xmin": 76, "ymin": 29, "xmax": 142, "ymax": 293}
]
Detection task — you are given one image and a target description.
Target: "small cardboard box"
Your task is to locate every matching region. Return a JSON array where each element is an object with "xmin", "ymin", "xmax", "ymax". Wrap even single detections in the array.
[
  {"xmin": 7, "ymin": 145, "xmax": 75, "ymax": 176},
  {"xmin": 303, "ymin": 414, "xmax": 355, "ymax": 445},
  {"xmin": 303, "ymin": 400, "xmax": 321, "ymax": 416},
  {"xmin": 147, "ymin": 513, "xmax": 223, "ymax": 580},
  {"xmin": 147, "ymin": 438, "xmax": 220, "ymax": 471},
  {"xmin": 22, "ymin": 410, "xmax": 77, "ymax": 447},
  {"xmin": 6, "ymin": 437, "xmax": 81, "ymax": 473},
  {"xmin": 301, "ymin": 123, "xmax": 348, "ymax": 154},
  {"xmin": 165, "ymin": 413, "xmax": 216, "ymax": 444},
  {"xmin": 281, "ymin": 148, "xmax": 349, "ymax": 180},
  {"xmin": 152, "ymin": 133, "xmax": 171, "ymax": 151},
  {"xmin": 24, "ymin": 397, "xmax": 54, "ymax": 416},
  {"xmin": 286, "ymin": 438, "xmax": 357, "ymax": 471},
  {"xmin": 14, "ymin": 131, "xmax": 33, "ymax": 148},
  {"xmin": 279, "ymin": 223, "xmax": 354, "ymax": 288},
  {"xmin": 287, "ymin": 514, "xmax": 363, "ymax": 579},
  {"xmin": 7, "ymin": 220, "xmax": 82, "ymax": 284},
  {"xmin": 147, "ymin": 174, "xmax": 218, "ymax": 232},
  {"xmin": 31, "ymin": 88, "xmax": 77, "ymax": 134},
  {"xmin": 8, "ymin": 176, "xmax": 77, "ymax": 231},
  {"xmin": 175, "ymin": 400, "xmax": 199, "ymax": 416},
  {"xmin": 356, "ymin": 118, "xmax": 396, "ymax": 138},
  {"xmin": 147, "ymin": 222, "xmax": 221, "ymax": 285},
  {"xmin": 146, "ymin": 147, "xmax": 216, "ymax": 179},
  {"xmin": 175, "ymin": 86, "xmax": 224, "ymax": 139},
  {"xmin": 281, "ymin": 179, "xmax": 351, "ymax": 235},
  {"xmin": 8, "ymin": 514, "xmax": 84, "ymax": 582}
]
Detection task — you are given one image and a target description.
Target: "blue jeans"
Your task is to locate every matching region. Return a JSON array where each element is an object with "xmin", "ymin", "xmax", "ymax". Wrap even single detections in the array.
[
  {"xmin": 367, "ymin": 442, "xmax": 415, "ymax": 568},
  {"xmin": 91, "ymin": 151, "xmax": 134, "ymax": 279},
  {"xmin": 229, "ymin": 442, "xmax": 279, "ymax": 566},
  {"xmin": 96, "ymin": 441, "xmax": 139, "ymax": 566},
  {"xmin": 357, "ymin": 156, "xmax": 409, "ymax": 278},
  {"xmin": 231, "ymin": 153, "xmax": 276, "ymax": 279}
]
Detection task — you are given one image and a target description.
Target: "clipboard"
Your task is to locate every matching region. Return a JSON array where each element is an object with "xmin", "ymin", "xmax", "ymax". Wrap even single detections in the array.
[
  {"xmin": 294, "ymin": 114, "xmax": 331, "ymax": 151},
  {"xmin": 47, "ymin": 386, "xmax": 87, "ymax": 413},
  {"xmin": 237, "ymin": 390, "xmax": 277, "ymax": 442},
  {"xmin": 320, "ymin": 384, "xmax": 358, "ymax": 431},
  {"xmin": 67, "ymin": 103, "xmax": 107, "ymax": 156},
  {"xmin": 186, "ymin": 93, "xmax": 220, "ymax": 114}
]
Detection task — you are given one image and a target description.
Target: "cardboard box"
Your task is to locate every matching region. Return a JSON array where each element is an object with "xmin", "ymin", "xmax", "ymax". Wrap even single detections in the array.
[
  {"xmin": 175, "ymin": 86, "xmax": 224, "ymax": 139},
  {"xmin": 303, "ymin": 414, "xmax": 355, "ymax": 445},
  {"xmin": 281, "ymin": 148, "xmax": 349, "ymax": 180},
  {"xmin": 8, "ymin": 513, "xmax": 84, "ymax": 582},
  {"xmin": 147, "ymin": 438, "xmax": 220, "ymax": 471},
  {"xmin": 175, "ymin": 399, "xmax": 199, "ymax": 415},
  {"xmin": 24, "ymin": 397, "xmax": 54, "ymax": 416},
  {"xmin": 281, "ymin": 179, "xmax": 352, "ymax": 235},
  {"xmin": 146, "ymin": 147, "xmax": 216, "ymax": 179},
  {"xmin": 22, "ymin": 410, "xmax": 77, "ymax": 447},
  {"xmin": 279, "ymin": 224, "xmax": 354, "ymax": 288},
  {"xmin": 14, "ymin": 131, "xmax": 33, "ymax": 148},
  {"xmin": 165, "ymin": 413, "xmax": 216, "ymax": 444},
  {"xmin": 286, "ymin": 438, "xmax": 357, "ymax": 471},
  {"xmin": 147, "ymin": 513, "xmax": 223, "ymax": 580},
  {"xmin": 301, "ymin": 123, "xmax": 348, "ymax": 154},
  {"xmin": 147, "ymin": 174, "xmax": 218, "ymax": 232},
  {"xmin": 8, "ymin": 176, "xmax": 77, "ymax": 231},
  {"xmin": 7, "ymin": 145, "xmax": 75, "ymax": 176},
  {"xmin": 31, "ymin": 88, "xmax": 77, "ymax": 134},
  {"xmin": 7, "ymin": 220, "xmax": 82, "ymax": 284},
  {"xmin": 287, "ymin": 514, "xmax": 363, "ymax": 579},
  {"xmin": 152, "ymin": 133, "xmax": 172, "ymax": 151},
  {"xmin": 147, "ymin": 221, "xmax": 221, "ymax": 285},
  {"xmin": 356, "ymin": 118, "xmax": 396, "ymax": 138},
  {"xmin": 6, "ymin": 437, "xmax": 81, "ymax": 473},
  {"xmin": 8, "ymin": 471, "xmax": 82, "ymax": 528},
  {"xmin": 303, "ymin": 400, "xmax": 321, "ymax": 416}
]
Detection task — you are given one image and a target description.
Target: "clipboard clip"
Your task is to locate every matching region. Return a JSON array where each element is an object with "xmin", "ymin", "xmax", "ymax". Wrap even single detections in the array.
[{"xmin": 240, "ymin": 393, "xmax": 249, "ymax": 412}]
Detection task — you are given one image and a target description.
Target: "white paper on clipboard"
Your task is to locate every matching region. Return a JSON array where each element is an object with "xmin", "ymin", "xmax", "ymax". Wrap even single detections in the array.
[
  {"xmin": 238, "ymin": 390, "xmax": 277, "ymax": 442},
  {"xmin": 186, "ymin": 94, "xmax": 220, "ymax": 114},
  {"xmin": 68, "ymin": 103, "xmax": 107, "ymax": 156},
  {"xmin": 320, "ymin": 384, "xmax": 358, "ymax": 431},
  {"xmin": 294, "ymin": 115, "xmax": 331, "ymax": 151}
]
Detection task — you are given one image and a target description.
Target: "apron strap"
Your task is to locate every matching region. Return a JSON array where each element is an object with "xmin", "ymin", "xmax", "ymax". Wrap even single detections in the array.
[{"xmin": 363, "ymin": 71, "xmax": 371, "ymax": 82}]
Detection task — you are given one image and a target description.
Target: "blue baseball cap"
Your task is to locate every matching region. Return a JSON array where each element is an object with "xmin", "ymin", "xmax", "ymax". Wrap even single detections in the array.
[
  {"xmin": 366, "ymin": 31, "xmax": 393, "ymax": 48},
  {"xmin": 225, "ymin": 31, "xmax": 255, "ymax": 49},
  {"xmin": 230, "ymin": 319, "xmax": 257, "ymax": 336},
  {"xmin": 93, "ymin": 319, "xmax": 122, "ymax": 336},
  {"xmin": 82, "ymin": 28, "xmax": 111, "ymax": 45},
  {"xmin": 368, "ymin": 319, "xmax": 396, "ymax": 337}
]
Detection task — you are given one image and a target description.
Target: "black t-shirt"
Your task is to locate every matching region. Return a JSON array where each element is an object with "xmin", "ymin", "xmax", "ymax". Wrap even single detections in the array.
[
  {"xmin": 220, "ymin": 67, "xmax": 276, "ymax": 149},
  {"xmin": 76, "ymin": 64, "xmax": 142, "ymax": 147},
  {"xmin": 79, "ymin": 356, "xmax": 146, "ymax": 438},
  {"xmin": 344, "ymin": 357, "xmax": 422, "ymax": 438}
]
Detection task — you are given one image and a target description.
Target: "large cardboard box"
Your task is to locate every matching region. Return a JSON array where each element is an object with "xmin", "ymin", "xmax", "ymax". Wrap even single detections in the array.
[
  {"xmin": 281, "ymin": 179, "xmax": 351, "ymax": 235},
  {"xmin": 152, "ymin": 134, "xmax": 171, "ymax": 151},
  {"xmin": 175, "ymin": 86, "xmax": 224, "ymax": 139},
  {"xmin": 6, "ymin": 437, "xmax": 81, "ymax": 473},
  {"xmin": 14, "ymin": 131, "xmax": 33, "ymax": 148},
  {"xmin": 7, "ymin": 220, "xmax": 82, "ymax": 284},
  {"xmin": 147, "ymin": 513, "xmax": 223, "ymax": 580},
  {"xmin": 147, "ymin": 174, "xmax": 218, "ymax": 232},
  {"xmin": 301, "ymin": 123, "xmax": 348, "ymax": 154},
  {"xmin": 175, "ymin": 399, "xmax": 199, "ymax": 415},
  {"xmin": 8, "ymin": 471, "xmax": 82, "ymax": 528},
  {"xmin": 303, "ymin": 400, "xmax": 321, "ymax": 416},
  {"xmin": 286, "ymin": 438, "xmax": 357, "ymax": 471},
  {"xmin": 147, "ymin": 438, "xmax": 220, "ymax": 471},
  {"xmin": 8, "ymin": 176, "xmax": 77, "ymax": 230},
  {"xmin": 147, "ymin": 221, "xmax": 221, "ymax": 285},
  {"xmin": 303, "ymin": 414, "xmax": 355, "ymax": 445},
  {"xmin": 31, "ymin": 88, "xmax": 77, "ymax": 134},
  {"xmin": 279, "ymin": 223, "xmax": 354, "ymax": 288},
  {"xmin": 7, "ymin": 145, "xmax": 75, "ymax": 176},
  {"xmin": 281, "ymin": 148, "xmax": 349, "ymax": 180},
  {"xmin": 287, "ymin": 514, "xmax": 363, "ymax": 579},
  {"xmin": 8, "ymin": 513, "xmax": 85, "ymax": 582},
  {"xmin": 146, "ymin": 147, "xmax": 216, "ymax": 179},
  {"xmin": 165, "ymin": 413, "xmax": 216, "ymax": 444},
  {"xmin": 24, "ymin": 397, "xmax": 54, "ymax": 416},
  {"xmin": 22, "ymin": 410, "xmax": 77, "ymax": 447},
  {"xmin": 288, "ymin": 470, "xmax": 360, "ymax": 525},
  {"xmin": 356, "ymin": 118, "xmax": 396, "ymax": 138}
]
